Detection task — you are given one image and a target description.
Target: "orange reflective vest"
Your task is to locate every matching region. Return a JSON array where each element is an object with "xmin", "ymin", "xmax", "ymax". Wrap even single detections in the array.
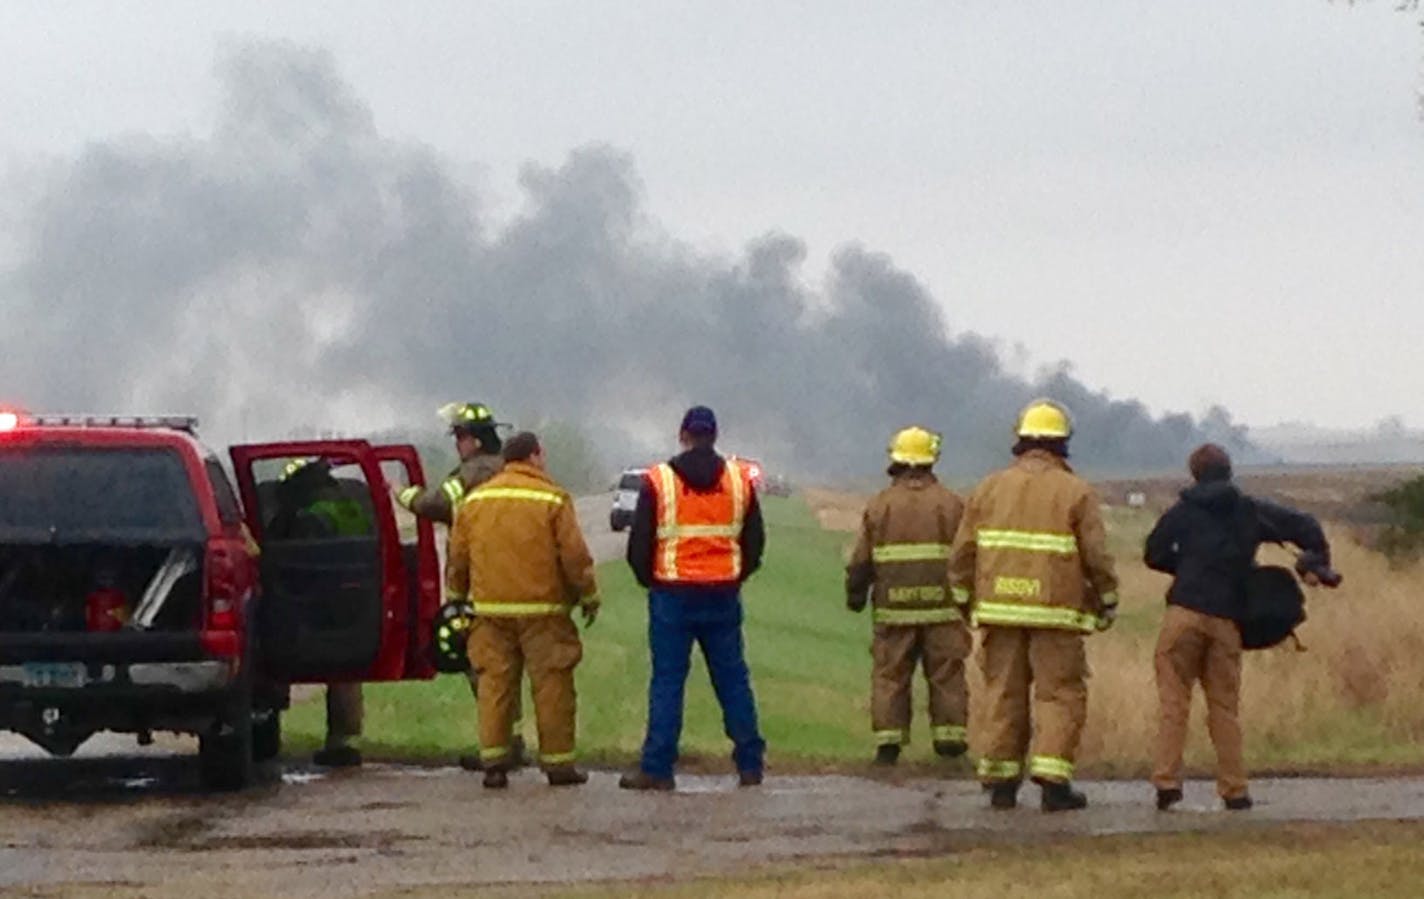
[{"xmin": 647, "ymin": 459, "xmax": 754, "ymax": 584}]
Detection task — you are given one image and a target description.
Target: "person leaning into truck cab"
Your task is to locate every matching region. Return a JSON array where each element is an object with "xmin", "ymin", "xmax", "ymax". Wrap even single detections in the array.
[
  {"xmin": 393, "ymin": 401, "xmax": 529, "ymax": 772},
  {"xmin": 272, "ymin": 458, "xmax": 374, "ymax": 768},
  {"xmin": 845, "ymin": 427, "xmax": 969, "ymax": 766}
]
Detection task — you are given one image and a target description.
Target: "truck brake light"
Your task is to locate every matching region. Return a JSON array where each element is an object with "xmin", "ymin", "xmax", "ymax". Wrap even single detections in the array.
[{"xmin": 205, "ymin": 545, "xmax": 241, "ymax": 630}]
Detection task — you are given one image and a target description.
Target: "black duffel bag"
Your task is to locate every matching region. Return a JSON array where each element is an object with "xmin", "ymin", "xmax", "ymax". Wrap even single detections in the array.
[{"xmin": 1237, "ymin": 565, "xmax": 1306, "ymax": 650}]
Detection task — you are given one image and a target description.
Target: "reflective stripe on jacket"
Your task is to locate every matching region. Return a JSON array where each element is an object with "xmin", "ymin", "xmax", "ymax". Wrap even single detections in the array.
[
  {"xmin": 948, "ymin": 449, "xmax": 1119, "ymax": 632},
  {"xmin": 845, "ymin": 471, "xmax": 966, "ymax": 626},
  {"xmin": 648, "ymin": 459, "xmax": 754, "ymax": 584},
  {"xmin": 444, "ymin": 462, "xmax": 598, "ymax": 614},
  {"xmin": 398, "ymin": 454, "xmax": 504, "ymax": 525}
]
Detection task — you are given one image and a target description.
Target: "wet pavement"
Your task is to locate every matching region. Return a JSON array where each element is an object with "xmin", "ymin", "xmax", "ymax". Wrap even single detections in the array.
[{"xmin": 1, "ymin": 748, "xmax": 1424, "ymax": 896}]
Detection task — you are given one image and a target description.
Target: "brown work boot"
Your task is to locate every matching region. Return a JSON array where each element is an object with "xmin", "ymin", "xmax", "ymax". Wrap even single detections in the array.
[
  {"xmin": 618, "ymin": 770, "xmax": 675, "ymax": 791},
  {"xmin": 738, "ymin": 769, "xmax": 763, "ymax": 787},
  {"xmin": 483, "ymin": 767, "xmax": 509, "ymax": 789},
  {"xmin": 545, "ymin": 766, "xmax": 588, "ymax": 787},
  {"xmin": 1156, "ymin": 788, "xmax": 1183, "ymax": 811}
]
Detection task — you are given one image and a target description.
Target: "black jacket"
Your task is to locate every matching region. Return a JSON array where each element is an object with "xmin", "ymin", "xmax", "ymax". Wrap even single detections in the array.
[
  {"xmin": 1144, "ymin": 480, "xmax": 1329, "ymax": 621},
  {"xmin": 626, "ymin": 447, "xmax": 766, "ymax": 592}
]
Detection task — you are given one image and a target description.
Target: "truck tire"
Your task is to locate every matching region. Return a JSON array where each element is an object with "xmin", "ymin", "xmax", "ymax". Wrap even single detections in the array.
[
  {"xmin": 199, "ymin": 685, "xmax": 254, "ymax": 791},
  {"xmin": 251, "ymin": 707, "xmax": 281, "ymax": 762}
]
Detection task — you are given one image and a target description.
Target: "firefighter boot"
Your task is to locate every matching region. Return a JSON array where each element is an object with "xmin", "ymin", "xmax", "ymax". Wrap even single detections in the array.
[
  {"xmin": 1156, "ymin": 788, "xmax": 1183, "ymax": 811},
  {"xmin": 1225, "ymin": 795, "xmax": 1254, "ymax": 811},
  {"xmin": 619, "ymin": 770, "xmax": 676, "ymax": 791},
  {"xmin": 483, "ymin": 765, "xmax": 510, "ymax": 789},
  {"xmin": 989, "ymin": 781, "xmax": 1020, "ymax": 810},
  {"xmin": 1041, "ymin": 781, "xmax": 1089, "ymax": 812},
  {"xmin": 874, "ymin": 744, "xmax": 901, "ymax": 766},
  {"xmin": 933, "ymin": 739, "xmax": 968, "ymax": 759},
  {"xmin": 545, "ymin": 766, "xmax": 588, "ymax": 787}
]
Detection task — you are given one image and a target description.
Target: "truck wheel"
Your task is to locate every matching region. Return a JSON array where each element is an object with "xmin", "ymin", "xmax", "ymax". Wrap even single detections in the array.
[
  {"xmin": 251, "ymin": 707, "xmax": 281, "ymax": 762},
  {"xmin": 200, "ymin": 688, "xmax": 254, "ymax": 791}
]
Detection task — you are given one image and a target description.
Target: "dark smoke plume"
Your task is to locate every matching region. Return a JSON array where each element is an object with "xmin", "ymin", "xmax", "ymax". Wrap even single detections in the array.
[{"xmin": 0, "ymin": 42, "xmax": 1255, "ymax": 479}]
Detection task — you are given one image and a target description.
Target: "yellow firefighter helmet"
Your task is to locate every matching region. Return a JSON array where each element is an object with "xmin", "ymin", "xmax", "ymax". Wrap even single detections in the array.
[
  {"xmin": 888, "ymin": 426, "xmax": 942, "ymax": 466},
  {"xmin": 1015, "ymin": 399, "xmax": 1073, "ymax": 440}
]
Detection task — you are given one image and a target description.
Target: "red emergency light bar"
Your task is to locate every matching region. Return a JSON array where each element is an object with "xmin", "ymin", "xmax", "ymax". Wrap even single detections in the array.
[{"xmin": 25, "ymin": 414, "xmax": 199, "ymax": 433}]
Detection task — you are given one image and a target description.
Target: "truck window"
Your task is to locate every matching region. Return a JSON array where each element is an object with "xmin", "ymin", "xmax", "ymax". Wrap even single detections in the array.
[
  {"xmin": 205, "ymin": 458, "xmax": 244, "ymax": 525},
  {"xmin": 0, "ymin": 447, "xmax": 204, "ymax": 543}
]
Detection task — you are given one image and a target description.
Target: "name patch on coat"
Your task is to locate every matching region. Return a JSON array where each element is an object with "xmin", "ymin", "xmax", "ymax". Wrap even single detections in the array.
[{"xmin": 993, "ymin": 576, "xmax": 1042, "ymax": 598}]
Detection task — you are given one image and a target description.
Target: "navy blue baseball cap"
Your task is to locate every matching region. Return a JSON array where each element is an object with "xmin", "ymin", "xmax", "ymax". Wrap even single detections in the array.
[{"xmin": 680, "ymin": 405, "xmax": 718, "ymax": 436}]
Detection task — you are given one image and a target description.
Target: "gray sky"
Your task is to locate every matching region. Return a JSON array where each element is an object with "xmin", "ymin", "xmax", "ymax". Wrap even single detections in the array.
[{"xmin": 2, "ymin": 0, "xmax": 1419, "ymax": 430}]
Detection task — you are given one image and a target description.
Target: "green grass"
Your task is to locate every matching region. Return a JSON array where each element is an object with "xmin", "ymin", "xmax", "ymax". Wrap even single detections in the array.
[
  {"xmin": 286, "ymin": 496, "xmax": 1424, "ymax": 775},
  {"xmin": 287, "ymin": 496, "xmax": 929, "ymax": 768}
]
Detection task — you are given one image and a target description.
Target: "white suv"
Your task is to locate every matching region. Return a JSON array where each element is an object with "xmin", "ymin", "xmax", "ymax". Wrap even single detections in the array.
[{"xmin": 608, "ymin": 468, "xmax": 646, "ymax": 532}]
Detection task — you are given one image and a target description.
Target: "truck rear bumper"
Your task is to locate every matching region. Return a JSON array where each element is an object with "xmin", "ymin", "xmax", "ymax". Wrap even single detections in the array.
[{"xmin": 0, "ymin": 661, "xmax": 233, "ymax": 694}]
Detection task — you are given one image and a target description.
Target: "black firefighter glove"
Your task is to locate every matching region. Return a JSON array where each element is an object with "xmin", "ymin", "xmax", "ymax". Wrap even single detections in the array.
[
  {"xmin": 846, "ymin": 590, "xmax": 869, "ymax": 613},
  {"xmin": 1295, "ymin": 551, "xmax": 1343, "ymax": 588}
]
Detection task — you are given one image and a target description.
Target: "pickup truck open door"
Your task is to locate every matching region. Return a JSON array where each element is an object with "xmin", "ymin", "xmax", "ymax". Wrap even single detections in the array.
[
  {"xmin": 371, "ymin": 443, "xmax": 441, "ymax": 680},
  {"xmin": 229, "ymin": 440, "xmax": 432, "ymax": 684}
]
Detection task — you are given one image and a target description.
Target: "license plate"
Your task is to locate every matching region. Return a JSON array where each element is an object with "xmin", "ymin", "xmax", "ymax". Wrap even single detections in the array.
[{"xmin": 21, "ymin": 662, "xmax": 88, "ymax": 689}]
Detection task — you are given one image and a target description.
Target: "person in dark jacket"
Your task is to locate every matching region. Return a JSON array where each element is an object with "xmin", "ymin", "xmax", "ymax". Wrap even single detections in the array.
[
  {"xmin": 620, "ymin": 406, "xmax": 767, "ymax": 790},
  {"xmin": 1144, "ymin": 443, "xmax": 1331, "ymax": 812}
]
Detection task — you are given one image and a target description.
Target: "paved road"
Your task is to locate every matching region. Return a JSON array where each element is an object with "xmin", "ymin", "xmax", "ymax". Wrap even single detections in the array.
[
  {"xmin": 1, "ymin": 756, "xmax": 1423, "ymax": 896},
  {"xmin": 574, "ymin": 491, "xmax": 627, "ymax": 564}
]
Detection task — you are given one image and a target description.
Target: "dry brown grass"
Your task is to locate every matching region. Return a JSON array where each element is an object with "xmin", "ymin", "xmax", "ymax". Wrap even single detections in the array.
[{"xmin": 804, "ymin": 489, "xmax": 1424, "ymax": 773}]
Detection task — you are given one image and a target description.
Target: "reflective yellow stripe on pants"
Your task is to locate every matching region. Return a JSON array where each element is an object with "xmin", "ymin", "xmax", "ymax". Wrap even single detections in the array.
[
  {"xmin": 1029, "ymin": 755, "xmax": 1074, "ymax": 783},
  {"xmin": 977, "ymin": 758, "xmax": 1023, "ymax": 781}
]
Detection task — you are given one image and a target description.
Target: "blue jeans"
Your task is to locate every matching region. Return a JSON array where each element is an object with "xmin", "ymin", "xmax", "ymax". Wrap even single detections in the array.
[{"xmin": 639, "ymin": 588, "xmax": 765, "ymax": 779}]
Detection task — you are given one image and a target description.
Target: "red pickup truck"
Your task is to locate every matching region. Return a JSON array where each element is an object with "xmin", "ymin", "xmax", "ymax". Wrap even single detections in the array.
[{"xmin": 0, "ymin": 413, "xmax": 441, "ymax": 790}]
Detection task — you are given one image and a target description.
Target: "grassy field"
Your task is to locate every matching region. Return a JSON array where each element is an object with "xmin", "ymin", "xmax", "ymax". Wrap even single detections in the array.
[
  {"xmin": 287, "ymin": 492, "xmax": 1424, "ymax": 775},
  {"xmin": 286, "ymin": 496, "xmax": 906, "ymax": 767},
  {"xmin": 542, "ymin": 821, "xmax": 1424, "ymax": 899}
]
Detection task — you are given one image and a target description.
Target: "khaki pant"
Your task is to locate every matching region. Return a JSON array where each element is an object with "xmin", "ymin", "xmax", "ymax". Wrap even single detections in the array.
[
  {"xmin": 325, "ymin": 683, "xmax": 363, "ymax": 744},
  {"xmin": 871, "ymin": 621, "xmax": 970, "ymax": 746},
  {"xmin": 1152, "ymin": 605, "xmax": 1248, "ymax": 799},
  {"xmin": 977, "ymin": 626, "xmax": 1087, "ymax": 785},
  {"xmin": 469, "ymin": 614, "xmax": 582, "ymax": 769}
]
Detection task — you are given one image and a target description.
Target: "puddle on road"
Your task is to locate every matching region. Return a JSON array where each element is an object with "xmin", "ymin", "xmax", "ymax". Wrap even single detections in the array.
[
  {"xmin": 119, "ymin": 777, "xmax": 158, "ymax": 789},
  {"xmin": 281, "ymin": 770, "xmax": 328, "ymax": 786}
]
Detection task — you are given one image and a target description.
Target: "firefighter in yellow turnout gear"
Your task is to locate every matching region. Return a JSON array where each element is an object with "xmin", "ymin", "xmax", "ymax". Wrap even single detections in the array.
[
  {"xmin": 949, "ymin": 400, "xmax": 1120, "ymax": 812},
  {"xmin": 444, "ymin": 432, "xmax": 600, "ymax": 789},
  {"xmin": 395, "ymin": 401, "xmax": 527, "ymax": 770},
  {"xmin": 846, "ymin": 427, "xmax": 969, "ymax": 765}
]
